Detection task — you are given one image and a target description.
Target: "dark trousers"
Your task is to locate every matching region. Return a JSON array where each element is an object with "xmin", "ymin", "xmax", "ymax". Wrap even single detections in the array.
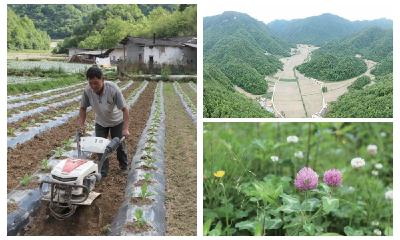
[{"xmin": 95, "ymin": 122, "xmax": 128, "ymax": 176}]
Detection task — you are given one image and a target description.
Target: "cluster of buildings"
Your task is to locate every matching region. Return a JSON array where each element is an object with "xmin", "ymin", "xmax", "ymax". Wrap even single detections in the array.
[{"xmin": 68, "ymin": 35, "xmax": 197, "ymax": 71}]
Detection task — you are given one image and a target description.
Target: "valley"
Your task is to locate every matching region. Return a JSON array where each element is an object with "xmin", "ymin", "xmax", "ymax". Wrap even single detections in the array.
[{"xmin": 204, "ymin": 11, "xmax": 392, "ymax": 118}]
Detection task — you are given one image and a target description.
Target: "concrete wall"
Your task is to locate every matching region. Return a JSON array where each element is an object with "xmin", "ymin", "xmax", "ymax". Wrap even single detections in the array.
[
  {"xmin": 125, "ymin": 43, "xmax": 144, "ymax": 64},
  {"xmin": 143, "ymin": 46, "xmax": 185, "ymax": 65},
  {"xmin": 109, "ymin": 49, "xmax": 124, "ymax": 63},
  {"xmin": 182, "ymin": 47, "xmax": 197, "ymax": 66}
]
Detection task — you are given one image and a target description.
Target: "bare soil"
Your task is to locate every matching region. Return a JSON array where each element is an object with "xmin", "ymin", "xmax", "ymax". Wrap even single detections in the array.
[
  {"xmin": 131, "ymin": 197, "xmax": 154, "ymax": 206},
  {"xmin": 21, "ymin": 82, "xmax": 156, "ymax": 236},
  {"xmin": 125, "ymin": 222, "xmax": 152, "ymax": 233},
  {"xmin": 163, "ymin": 83, "xmax": 197, "ymax": 236},
  {"xmin": 8, "ymin": 202, "xmax": 18, "ymax": 214},
  {"xmin": 7, "ymin": 111, "xmax": 94, "ymax": 191}
]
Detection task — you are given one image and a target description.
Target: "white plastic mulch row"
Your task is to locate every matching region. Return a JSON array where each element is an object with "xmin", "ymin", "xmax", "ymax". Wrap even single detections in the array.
[
  {"xmin": 8, "ymin": 87, "xmax": 83, "ymax": 109},
  {"xmin": 7, "ymin": 82, "xmax": 87, "ymax": 102},
  {"xmin": 7, "ymin": 60, "xmax": 91, "ymax": 73},
  {"xmin": 188, "ymin": 81, "xmax": 197, "ymax": 92},
  {"xmin": 111, "ymin": 81, "xmax": 166, "ymax": 236},
  {"xmin": 7, "ymin": 81, "xmax": 130, "ymax": 124},
  {"xmin": 173, "ymin": 81, "xmax": 196, "ymax": 123},
  {"xmin": 7, "ymin": 81, "xmax": 138, "ymax": 148}
]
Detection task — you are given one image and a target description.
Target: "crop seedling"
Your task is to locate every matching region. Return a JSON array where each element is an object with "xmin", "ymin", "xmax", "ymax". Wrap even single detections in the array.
[
  {"xmin": 62, "ymin": 139, "xmax": 74, "ymax": 150},
  {"xmin": 7, "ymin": 127, "xmax": 16, "ymax": 136},
  {"xmin": 53, "ymin": 147, "xmax": 65, "ymax": 158},
  {"xmin": 100, "ymin": 224, "xmax": 111, "ymax": 235},
  {"xmin": 41, "ymin": 158, "xmax": 50, "ymax": 171},
  {"xmin": 134, "ymin": 209, "xmax": 146, "ymax": 227},
  {"xmin": 20, "ymin": 174, "xmax": 32, "ymax": 187},
  {"xmin": 140, "ymin": 183, "xmax": 153, "ymax": 199},
  {"xmin": 20, "ymin": 122, "xmax": 29, "ymax": 131},
  {"xmin": 143, "ymin": 155, "xmax": 156, "ymax": 166},
  {"xmin": 143, "ymin": 173, "xmax": 152, "ymax": 183}
]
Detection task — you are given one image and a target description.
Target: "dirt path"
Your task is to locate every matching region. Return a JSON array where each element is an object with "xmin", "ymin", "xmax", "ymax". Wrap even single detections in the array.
[
  {"xmin": 22, "ymin": 82, "xmax": 156, "ymax": 236},
  {"xmin": 163, "ymin": 83, "xmax": 197, "ymax": 236}
]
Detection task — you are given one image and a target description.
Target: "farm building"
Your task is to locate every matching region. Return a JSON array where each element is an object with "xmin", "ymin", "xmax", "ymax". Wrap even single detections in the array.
[
  {"xmin": 68, "ymin": 48, "xmax": 108, "ymax": 64},
  {"xmin": 67, "ymin": 47, "xmax": 90, "ymax": 58},
  {"xmin": 119, "ymin": 35, "xmax": 197, "ymax": 69},
  {"xmin": 105, "ymin": 44, "xmax": 125, "ymax": 64}
]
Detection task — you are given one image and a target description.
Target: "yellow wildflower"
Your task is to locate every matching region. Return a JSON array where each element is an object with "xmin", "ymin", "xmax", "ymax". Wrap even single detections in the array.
[{"xmin": 213, "ymin": 170, "xmax": 225, "ymax": 178}]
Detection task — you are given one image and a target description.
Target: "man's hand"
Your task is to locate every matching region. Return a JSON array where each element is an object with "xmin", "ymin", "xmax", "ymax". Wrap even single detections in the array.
[
  {"xmin": 122, "ymin": 128, "xmax": 130, "ymax": 138},
  {"xmin": 78, "ymin": 124, "xmax": 86, "ymax": 135}
]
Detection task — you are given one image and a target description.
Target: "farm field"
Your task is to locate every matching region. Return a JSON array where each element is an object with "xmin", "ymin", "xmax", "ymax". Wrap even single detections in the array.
[
  {"xmin": 7, "ymin": 62, "xmax": 197, "ymax": 235},
  {"xmin": 8, "ymin": 60, "xmax": 91, "ymax": 73},
  {"xmin": 204, "ymin": 122, "xmax": 393, "ymax": 236},
  {"xmin": 271, "ymin": 45, "xmax": 376, "ymax": 118}
]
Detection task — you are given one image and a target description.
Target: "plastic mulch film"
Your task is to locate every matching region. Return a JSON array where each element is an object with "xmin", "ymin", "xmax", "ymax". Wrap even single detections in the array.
[
  {"xmin": 8, "ymin": 109, "xmax": 86, "ymax": 149},
  {"xmin": 111, "ymin": 81, "xmax": 166, "ymax": 236},
  {"xmin": 8, "ymin": 87, "xmax": 82, "ymax": 109},
  {"xmin": 7, "ymin": 80, "xmax": 129, "ymax": 124},
  {"xmin": 7, "ymin": 82, "xmax": 86, "ymax": 102},
  {"xmin": 188, "ymin": 81, "xmax": 197, "ymax": 92},
  {"xmin": 172, "ymin": 81, "xmax": 196, "ymax": 123},
  {"xmin": 6, "ymin": 81, "xmax": 143, "ymax": 235},
  {"xmin": 7, "ymin": 81, "xmax": 133, "ymax": 148}
]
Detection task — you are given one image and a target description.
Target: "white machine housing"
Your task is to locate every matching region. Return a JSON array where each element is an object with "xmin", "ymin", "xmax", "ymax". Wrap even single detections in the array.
[
  {"xmin": 51, "ymin": 159, "xmax": 98, "ymax": 195},
  {"xmin": 49, "ymin": 136, "xmax": 110, "ymax": 196},
  {"xmin": 80, "ymin": 136, "xmax": 110, "ymax": 153}
]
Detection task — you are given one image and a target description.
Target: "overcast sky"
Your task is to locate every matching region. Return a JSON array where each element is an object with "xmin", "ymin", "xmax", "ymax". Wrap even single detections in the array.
[{"xmin": 202, "ymin": 0, "xmax": 395, "ymax": 23}]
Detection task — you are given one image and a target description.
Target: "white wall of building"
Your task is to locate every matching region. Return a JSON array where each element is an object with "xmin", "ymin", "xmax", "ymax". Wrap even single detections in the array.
[
  {"xmin": 109, "ymin": 49, "xmax": 124, "ymax": 62},
  {"xmin": 143, "ymin": 46, "xmax": 185, "ymax": 65}
]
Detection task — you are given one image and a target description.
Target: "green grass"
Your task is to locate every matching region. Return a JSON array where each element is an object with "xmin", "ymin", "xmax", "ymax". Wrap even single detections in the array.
[
  {"xmin": 204, "ymin": 122, "xmax": 393, "ymax": 236},
  {"xmin": 8, "ymin": 74, "xmax": 84, "ymax": 95}
]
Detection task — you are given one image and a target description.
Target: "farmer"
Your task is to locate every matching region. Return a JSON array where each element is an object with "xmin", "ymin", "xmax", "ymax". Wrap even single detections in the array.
[{"xmin": 77, "ymin": 65, "xmax": 129, "ymax": 177}]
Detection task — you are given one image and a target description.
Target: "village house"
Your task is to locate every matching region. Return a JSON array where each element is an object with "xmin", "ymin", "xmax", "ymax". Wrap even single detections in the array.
[
  {"xmin": 68, "ymin": 35, "xmax": 197, "ymax": 72},
  {"xmin": 68, "ymin": 48, "xmax": 108, "ymax": 64},
  {"xmin": 104, "ymin": 44, "xmax": 125, "ymax": 64},
  {"xmin": 119, "ymin": 35, "xmax": 197, "ymax": 70}
]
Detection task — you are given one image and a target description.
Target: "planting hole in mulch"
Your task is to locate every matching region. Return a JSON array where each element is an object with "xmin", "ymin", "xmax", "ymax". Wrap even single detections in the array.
[
  {"xmin": 7, "ymin": 202, "xmax": 18, "ymax": 214},
  {"xmin": 134, "ymin": 179, "xmax": 154, "ymax": 187},
  {"xmin": 136, "ymin": 165, "xmax": 158, "ymax": 171},
  {"xmin": 131, "ymin": 197, "xmax": 154, "ymax": 206},
  {"xmin": 125, "ymin": 222, "xmax": 152, "ymax": 233}
]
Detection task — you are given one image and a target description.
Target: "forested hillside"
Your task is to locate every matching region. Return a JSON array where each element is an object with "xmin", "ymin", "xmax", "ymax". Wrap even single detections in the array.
[
  {"xmin": 8, "ymin": 4, "xmax": 196, "ymax": 53},
  {"xmin": 9, "ymin": 5, "xmax": 99, "ymax": 39},
  {"xmin": 268, "ymin": 13, "xmax": 392, "ymax": 45},
  {"xmin": 326, "ymin": 74, "xmax": 392, "ymax": 118},
  {"xmin": 203, "ymin": 11, "xmax": 293, "ymax": 117},
  {"xmin": 321, "ymin": 27, "xmax": 393, "ymax": 61},
  {"xmin": 57, "ymin": 5, "xmax": 196, "ymax": 52},
  {"xmin": 297, "ymin": 26, "xmax": 392, "ymax": 81},
  {"xmin": 204, "ymin": 11, "xmax": 291, "ymax": 56},
  {"xmin": 203, "ymin": 64, "xmax": 273, "ymax": 118},
  {"xmin": 9, "ymin": 4, "xmax": 185, "ymax": 39},
  {"xmin": 203, "ymin": 11, "xmax": 290, "ymax": 97},
  {"xmin": 297, "ymin": 53, "xmax": 367, "ymax": 81},
  {"xmin": 7, "ymin": 8, "xmax": 51, "ymax": 50}
]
